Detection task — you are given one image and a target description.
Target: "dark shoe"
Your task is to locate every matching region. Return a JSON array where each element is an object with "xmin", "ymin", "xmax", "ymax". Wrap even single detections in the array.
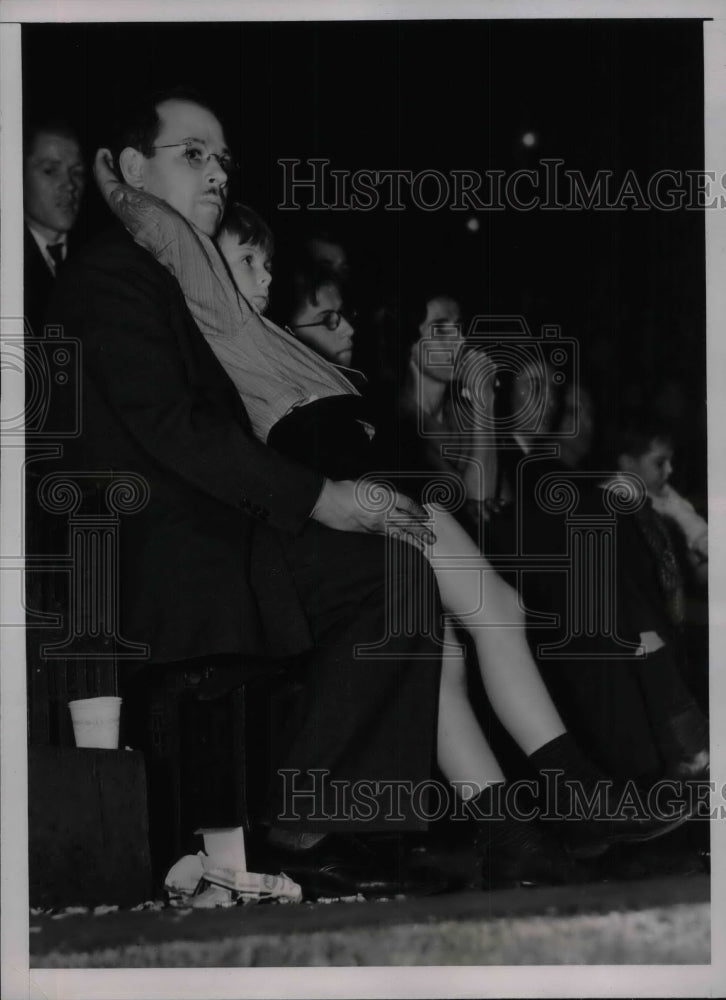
[
  {"xmin": 260, "ymin": 834, "xmax": 447, "ymax": 901},
  {"xmin": 547, "ymin": 773, "xmax": 695, "ymax": 847},
  {"xmin": 361, "ymin": 833, "xmax": 455, "ymax": 894},
  {"xmin": 476, "ymin": 824, "xmax": 592, "ymax": 889},
  {"xmin": 564, "ymin": 801, "xmax": 693, "ymax": 848}
]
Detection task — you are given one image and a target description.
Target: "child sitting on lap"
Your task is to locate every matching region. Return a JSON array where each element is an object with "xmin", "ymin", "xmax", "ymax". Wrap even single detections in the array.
[{"xmin": 94, "ymin": 149, "xmax": 359, "ymax": 445}]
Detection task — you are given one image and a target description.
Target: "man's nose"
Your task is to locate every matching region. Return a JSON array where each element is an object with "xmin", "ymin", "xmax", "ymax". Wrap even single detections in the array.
[
  {"xmin": 59, "ymin": 169, "xmax": 78, "ymax": 192},
  {"xmin": 259, "ymin": 269, "xmax": 272, "ymax": 288},
  {"xmin": 206, "ymin": 157, "xmax": 229, "ymax": 191}
]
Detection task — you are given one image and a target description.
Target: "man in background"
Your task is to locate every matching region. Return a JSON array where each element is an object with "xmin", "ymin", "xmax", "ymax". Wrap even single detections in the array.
[{"xmin": 23, "ymin": 118, "xmax": 86, "ymax": 335}]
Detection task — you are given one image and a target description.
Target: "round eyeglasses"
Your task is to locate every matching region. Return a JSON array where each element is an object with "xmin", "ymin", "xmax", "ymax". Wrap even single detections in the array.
[
  {"xmin": 151, "ymin": 139, "xmax": 238, "ymax": 175},
  {"xmin": 293, "ymin": 309, "xmax": 357, "ymax": 332}
]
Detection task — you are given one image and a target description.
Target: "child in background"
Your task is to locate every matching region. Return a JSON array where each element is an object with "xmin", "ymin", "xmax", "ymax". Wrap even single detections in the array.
[
  {"xmin": 606, "ymin": 421, "xmax": 709, "ymax": 779},
  {"xmin": 617, "ymin": 426, "xmax": 708, "ymax": 575}
]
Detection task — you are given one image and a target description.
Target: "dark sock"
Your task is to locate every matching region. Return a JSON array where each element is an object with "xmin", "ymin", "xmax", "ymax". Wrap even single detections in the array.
[
  {"xmin": 465, "ymin": 783, "xmax": 543, "ymax": 854},
  {"xmin": 464, "ymin": 784, "xmax": 588, "ymax": 885},
  {"xmin": 528, "ymin": 733, "xmax": 604, "ymax": 787},
  {"xmin": 528, "ymin": 733, "xmax": 609, "ymax": 820}
]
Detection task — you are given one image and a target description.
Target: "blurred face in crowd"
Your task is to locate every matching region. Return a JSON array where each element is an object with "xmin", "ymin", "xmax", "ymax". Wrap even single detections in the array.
[
  {"xmin": 123, "ymin": 99, "xmax": 229, "ymax": 237},
  {"xmin": 24, "ymin": 131, "xmax": 86, "ymax": 241},
  {"xmin": 291, "ymin": 281, "xmax": 355, "ymax": 367},
  {"xmin": 620, "ymin": 437, "xmax": 674, "ymax": 497},
  {"xmin": 307, "ymin": 237, "xmax": 349, "ymax": 278},
  {"xmin": 218, "ymin": 234, "xmax": 272, "ymax": 313},
  {"xmin": 412, "ymin": 296, "xmax": 463, "ymax": 384},
  {"xmin": 512, "ymin": 358, "xmax": 558, "ymax": 435}
]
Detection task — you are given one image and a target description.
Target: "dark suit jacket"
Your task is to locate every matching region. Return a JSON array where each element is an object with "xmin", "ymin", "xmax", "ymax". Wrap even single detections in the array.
[
  {"xmin": 24, "ymin": 225, "xmax": 56, "ymax": 337},
  {"xmin": 47, "ymin": 227, "xmax": 325, "ymax": 664}
]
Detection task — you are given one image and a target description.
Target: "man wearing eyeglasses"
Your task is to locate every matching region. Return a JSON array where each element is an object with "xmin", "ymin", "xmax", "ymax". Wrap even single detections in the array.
[{"xmin": 48, "ymin": 87, "xmax": 445, "ymax": 900}]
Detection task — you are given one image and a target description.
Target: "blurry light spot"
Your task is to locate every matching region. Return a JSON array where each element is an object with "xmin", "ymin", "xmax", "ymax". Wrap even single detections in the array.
[
  {"xmin": 466, "ymin": 217, "xmax": 480, "ymax": 232},
  {"xmin": 521, "ymin": 132, "xmax": 537, "ymax": 147}
]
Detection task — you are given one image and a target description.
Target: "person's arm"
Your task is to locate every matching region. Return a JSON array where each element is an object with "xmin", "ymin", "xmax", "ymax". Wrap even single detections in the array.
[
  {"xmin": 54, "ymin": 245, "xmax": 432, "ymax": 541},
  {"xmin": 60, "ymin": 248, "xmax": 321, "ymax": 531},
  {"xmin": 94, "ymin": 148, "xmax": 238, "ymax": 340},
  {"xmin": 94, "ymin": 149, "xmax": 182, "ymax": 263}
]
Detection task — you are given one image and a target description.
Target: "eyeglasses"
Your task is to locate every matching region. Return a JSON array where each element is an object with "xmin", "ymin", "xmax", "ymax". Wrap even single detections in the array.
[
  {"xmin": 293, "ymin": 309, "xmax": 356, "ymax": 332},
  {"xmin": 151, "ymin": 139, "xmax": 238, "ymax": 175}
]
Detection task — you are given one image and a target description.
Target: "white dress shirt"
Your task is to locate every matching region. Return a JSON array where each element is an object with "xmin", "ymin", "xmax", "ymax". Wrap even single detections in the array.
[{"xmin": 26, "ymin": 224, "xmax": 67, "ymax": 276}]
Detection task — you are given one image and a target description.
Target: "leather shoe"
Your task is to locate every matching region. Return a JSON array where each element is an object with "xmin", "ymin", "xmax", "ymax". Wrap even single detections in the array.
[
  {"xmin": 569, "ymin": 799, "xmax": 693, "ymax": 848},
  {"xmin": 476, "ymin": 826, "xmax": 592, "ymax": 889},
  {"xmin": 260, "ymin": 834, "xmax": 448, "ymax": 901}
]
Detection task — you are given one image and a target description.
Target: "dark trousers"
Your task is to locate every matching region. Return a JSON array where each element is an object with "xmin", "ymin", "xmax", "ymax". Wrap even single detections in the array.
[
  {"xmin": 268, "ymin": 520, "xmax": 443, "ymax": 832},
  {"xmin": 122, "ymin": 520, "xmax": 443, "ymax": 866}
]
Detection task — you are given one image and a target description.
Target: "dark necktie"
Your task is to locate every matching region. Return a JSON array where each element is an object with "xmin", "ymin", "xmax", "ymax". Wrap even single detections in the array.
[{"xmin": 47, "ymin": 243, "xmax": 65, "ymax": 272}]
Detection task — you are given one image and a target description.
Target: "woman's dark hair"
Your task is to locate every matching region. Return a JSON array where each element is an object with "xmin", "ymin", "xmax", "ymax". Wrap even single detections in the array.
[
  {"xmin": 111, "ymin": 86, "xmax": 219, "ymax": 162},
  {"xmin": 220, "ymin": 202, "xmax": 274, "ymax": 257}
]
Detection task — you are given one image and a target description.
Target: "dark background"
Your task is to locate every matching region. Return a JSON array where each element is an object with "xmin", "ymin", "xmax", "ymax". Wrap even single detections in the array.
[{"xmin": 22, "ymin": 18, "xmax": 707, "ymax": 495}]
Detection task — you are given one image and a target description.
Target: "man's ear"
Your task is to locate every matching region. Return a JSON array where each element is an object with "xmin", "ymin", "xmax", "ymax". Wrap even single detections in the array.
[{"xmin": 118, "ymin": 147, "xmax": 146, "ymax": 189}]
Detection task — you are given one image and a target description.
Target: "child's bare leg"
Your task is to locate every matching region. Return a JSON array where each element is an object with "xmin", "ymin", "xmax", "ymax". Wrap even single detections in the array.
[
  {"xmin": 423, "ymin": 505, "xmax": 566, "ymax": 756},
  {"xmin": 437, "ymin": 623, "xmax": 505, "ymax": 796}
]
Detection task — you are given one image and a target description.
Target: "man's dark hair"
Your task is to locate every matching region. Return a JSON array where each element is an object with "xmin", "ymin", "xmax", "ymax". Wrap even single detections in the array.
[
  {"xmin": 220, "ymin": 202, "xmax": 274, "ymax": 257},
  {"xmin": 23, "ymin": 117, "xmax": 81, "ymax": 161},
  {"xmin": 111, "ymin": 86, "xmax": 220, "ymax": 163}
]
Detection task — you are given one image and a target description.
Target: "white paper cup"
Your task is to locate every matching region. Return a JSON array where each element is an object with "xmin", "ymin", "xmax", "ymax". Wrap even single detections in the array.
[{"xmin": 68, "ymin": 696, "xmax": 122, "ymax": 749}]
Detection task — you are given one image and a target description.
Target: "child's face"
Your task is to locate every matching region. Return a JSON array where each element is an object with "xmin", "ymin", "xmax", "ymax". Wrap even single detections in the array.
[
  {"xmin": 290, "ymin": 281, "xmax": 355, "ymax": 367},
  {"xmin": 218, "ymin": 231, "xmax": 272, "ymax": 313},
  {"xmin": 621, "ymin": 438, "xmax": 674, "ymax": 497}
]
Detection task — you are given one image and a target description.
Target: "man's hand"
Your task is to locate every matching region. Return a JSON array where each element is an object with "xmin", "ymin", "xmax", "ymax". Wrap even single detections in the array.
[{"xmin": 311, "ymin": 478, "xmax": 436, "ymax": 546}]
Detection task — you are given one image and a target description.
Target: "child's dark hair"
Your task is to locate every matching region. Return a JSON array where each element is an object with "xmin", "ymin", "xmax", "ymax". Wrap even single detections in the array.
[
  {"xmin": 269, "ymin": 254, "xmax": 345, "ymax": 328},
  {"xmin": 220, "ymin": 202, "xmax": 274, "ymax": 257}
]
